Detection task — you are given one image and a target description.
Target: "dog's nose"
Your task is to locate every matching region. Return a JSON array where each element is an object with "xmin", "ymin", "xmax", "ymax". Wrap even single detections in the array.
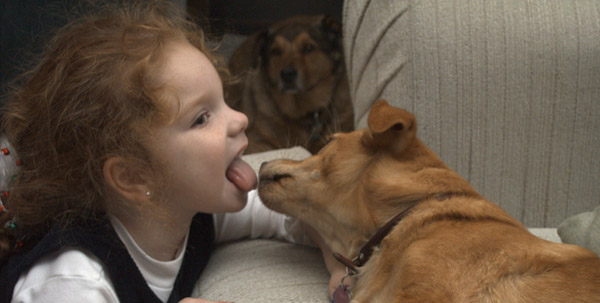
[{"xmin": 280, "ymin": 67, "xmax": 297, "ymax": 83}]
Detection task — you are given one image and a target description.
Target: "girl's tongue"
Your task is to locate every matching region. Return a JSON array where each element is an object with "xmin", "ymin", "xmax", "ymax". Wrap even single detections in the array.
[{"xmin": 226, "ymin": 157, "xmax": 257, "ymax": 192}]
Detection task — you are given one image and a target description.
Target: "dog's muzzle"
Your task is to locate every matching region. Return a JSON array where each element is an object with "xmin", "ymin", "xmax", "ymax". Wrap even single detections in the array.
[{"xmin": 279, "ymin": 67, "xmax": 300, "ymax": 92}]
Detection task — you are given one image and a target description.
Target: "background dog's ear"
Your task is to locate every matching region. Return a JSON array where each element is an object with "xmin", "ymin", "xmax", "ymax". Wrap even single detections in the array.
[
  {"xmin": 320, "ymin": 15, "xmax": 343, "ymax": 58},
  {"xmin": 228, "ymin": 30, "xmax": 269, "ymax": 74},
  {"xmin": 321, "ymin": 15, "xmax": 342, "ymax": 44},
  {"xmin": 367, "ymin": 100, "xmax": 417, "ymax": 155},
  {"xmin": 252, "ymin": 30, "xmax": 269, "ymax": 69}
]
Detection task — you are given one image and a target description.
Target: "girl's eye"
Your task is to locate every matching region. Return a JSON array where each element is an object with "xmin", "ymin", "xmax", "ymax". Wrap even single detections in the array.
[{"xmin": 193, "ymin": 112, "xmax": 210, "ymax": 127}]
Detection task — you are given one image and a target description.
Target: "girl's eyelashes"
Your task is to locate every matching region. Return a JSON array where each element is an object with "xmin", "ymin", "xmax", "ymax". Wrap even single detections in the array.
[{"xmin": 192, "ymin": 111, "xmax": 210, "ymax": 128}]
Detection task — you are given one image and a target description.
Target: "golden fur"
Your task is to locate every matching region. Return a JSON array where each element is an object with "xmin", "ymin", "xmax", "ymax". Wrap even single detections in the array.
[
  {"xmin": 226, "ymin": 15, "xmax": 354, "ymax": 154},
  {"xmin": 258, "ymin": 100, "xmax": 600, "ymax": 302}
]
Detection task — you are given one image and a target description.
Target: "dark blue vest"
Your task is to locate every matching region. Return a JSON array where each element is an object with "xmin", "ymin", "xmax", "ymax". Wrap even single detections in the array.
[{"xmin": 0, "ymin": 213, "xmax": 214, "ymax": 303}]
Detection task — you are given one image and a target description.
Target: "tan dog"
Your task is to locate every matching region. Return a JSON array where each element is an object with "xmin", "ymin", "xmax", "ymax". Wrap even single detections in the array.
[
  {"xmin": 226, "ymin": 15, "xmax": 354, "ymax": 154},
  {"xmin": 258, "ymin": 100, "xmax": 600, "ymax": 303}
]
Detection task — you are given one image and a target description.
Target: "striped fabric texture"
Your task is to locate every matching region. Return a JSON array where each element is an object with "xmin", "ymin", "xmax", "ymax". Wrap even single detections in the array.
[{"xmin": 344, "ymin": 0, "xmax": 600, "ymax": 227}]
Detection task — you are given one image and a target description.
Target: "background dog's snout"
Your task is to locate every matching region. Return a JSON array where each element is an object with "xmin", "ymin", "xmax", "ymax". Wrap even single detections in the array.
[{"xmin": 280, "ymin": 67, "xmax": 297, "ymax": 83}]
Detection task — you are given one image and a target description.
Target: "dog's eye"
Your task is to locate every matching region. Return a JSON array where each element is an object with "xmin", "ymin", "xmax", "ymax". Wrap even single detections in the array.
[
  {"xmin": 269, "ymin": 47, "xmax": 282, "ymax": 56},
  {"xmin": 302, "ymin": 43, "xmax": 315, "ymax": 54}
]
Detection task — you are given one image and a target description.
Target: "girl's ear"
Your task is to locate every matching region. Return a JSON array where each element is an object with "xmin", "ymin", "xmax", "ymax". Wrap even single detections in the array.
[{"xmin": 103, "ymin": 157, "xmax": 150, "ymax": 203}]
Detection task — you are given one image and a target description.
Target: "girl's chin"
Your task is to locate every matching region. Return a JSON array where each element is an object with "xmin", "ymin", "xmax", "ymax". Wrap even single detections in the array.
[
  {"xmin": 230, "ymin": 195, "xmax": 248, "ymax": 212},
  {"xmin": 221, "ymin": 186, "xmax": 249, "ymax": 212}
]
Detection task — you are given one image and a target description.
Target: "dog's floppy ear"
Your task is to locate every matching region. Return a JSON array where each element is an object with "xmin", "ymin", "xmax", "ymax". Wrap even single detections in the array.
[
  {"xmin": 320, "ymin": 15, "xmax": 343, "ymax": 58},
  {"xmin": 320, "ymin": 15, "xmax": 342, "ymax": 44},
  {"xmin": 228, "ymin": 30, "xmax": 269, "ymax": 73},
  {"xmin": 252, "ymin": 30, "xmax": 269, "ymax": 69},
  {"xmin": 367, "ymin": 100, "xmax": 417, "ymax": 155}
]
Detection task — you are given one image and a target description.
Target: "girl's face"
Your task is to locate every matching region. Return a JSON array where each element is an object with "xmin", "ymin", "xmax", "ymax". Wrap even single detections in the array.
[{"xmin": 150, "ymin": 41, "xmax": 256, "ymax": 219}]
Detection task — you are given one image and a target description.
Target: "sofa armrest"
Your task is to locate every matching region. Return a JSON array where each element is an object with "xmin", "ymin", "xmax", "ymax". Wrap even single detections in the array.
[{"xmin": 241, "ymin": 146, "xmax": 312, "ymax": 173}]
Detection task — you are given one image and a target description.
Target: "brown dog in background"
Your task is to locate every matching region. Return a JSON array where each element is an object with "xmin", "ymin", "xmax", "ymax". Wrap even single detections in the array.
[
  {"xmin": 258, "ymin": 100, "xmax": 600, "ymax": 302},
  {"xmin": 226, "ymin": 15, "xmax": 354, "ymax": 154}
]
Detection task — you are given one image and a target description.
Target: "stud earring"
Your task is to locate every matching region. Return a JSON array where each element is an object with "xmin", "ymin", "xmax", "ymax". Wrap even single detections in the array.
[{"xmin": 146, "ymin": 191, "xmax": 151, "ymax": 196}]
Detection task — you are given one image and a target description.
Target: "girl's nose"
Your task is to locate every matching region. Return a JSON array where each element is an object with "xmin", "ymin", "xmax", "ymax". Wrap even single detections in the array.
[{"xmin": 227, "ymin": 106, "xmax": 248, "ymax": 137}]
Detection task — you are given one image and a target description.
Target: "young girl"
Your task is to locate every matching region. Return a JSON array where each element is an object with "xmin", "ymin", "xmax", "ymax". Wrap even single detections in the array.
[{"xmin": 0, "ymin": 2, "xmax": 347, "ymax": 302}]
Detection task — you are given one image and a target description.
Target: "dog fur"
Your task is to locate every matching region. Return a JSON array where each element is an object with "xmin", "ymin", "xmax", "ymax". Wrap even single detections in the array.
[
  {"xmin": 226, "ymin": 15, "xmax": 354, "ymax": 154},
  {"xmin": 258, "ymin": 100, "xmax": 600, "ymax": 303}
]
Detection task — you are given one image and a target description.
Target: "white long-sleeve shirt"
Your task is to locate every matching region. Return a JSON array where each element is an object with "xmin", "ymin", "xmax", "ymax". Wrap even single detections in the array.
[{"xmin": 11, "ymin": 190, "xmax": 309, "ymax": 303}]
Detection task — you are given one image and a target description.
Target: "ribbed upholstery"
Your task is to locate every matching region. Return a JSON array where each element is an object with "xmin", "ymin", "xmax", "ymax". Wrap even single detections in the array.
[{"xmin": 344, "ymin": 0, "xmax": 600, "ymax": 227}]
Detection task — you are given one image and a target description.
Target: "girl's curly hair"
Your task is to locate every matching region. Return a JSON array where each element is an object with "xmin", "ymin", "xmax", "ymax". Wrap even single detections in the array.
[{"xmin": 0, "ymin": 0, "xmax": 227, "ymax": 262}]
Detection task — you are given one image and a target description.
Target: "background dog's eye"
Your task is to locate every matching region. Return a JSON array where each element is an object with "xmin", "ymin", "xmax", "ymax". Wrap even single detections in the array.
[
  {"xmin": 302, "ymin": 43, "xmax": 315, "ymax": 54},
  {"xmin": 269, "ymin": 47, "xmax": 282, "ymax": 56}
]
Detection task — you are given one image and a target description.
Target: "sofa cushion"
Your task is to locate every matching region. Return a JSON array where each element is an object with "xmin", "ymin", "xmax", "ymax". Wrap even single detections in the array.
[
  {"xmin": 558, "ymin": 206, "xmax": 600, "ymax": 256},
  {"xmin": 192, "ymin": 239, "xmax": 329, "ymax": 302}
]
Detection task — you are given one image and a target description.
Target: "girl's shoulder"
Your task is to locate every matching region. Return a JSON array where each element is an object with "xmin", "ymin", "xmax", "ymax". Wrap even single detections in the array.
[{"xmin": 12, "ymin": 246, "xmax": 119, "ymax": 303}]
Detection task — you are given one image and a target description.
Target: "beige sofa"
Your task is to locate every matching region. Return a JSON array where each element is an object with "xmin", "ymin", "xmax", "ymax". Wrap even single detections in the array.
[{"xmin": 193, "ymin": 1, "xmax": 600, "ymax": 301}]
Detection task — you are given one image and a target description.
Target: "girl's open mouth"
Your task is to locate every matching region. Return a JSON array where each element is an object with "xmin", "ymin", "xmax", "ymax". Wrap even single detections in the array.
[{"xmin": 226, "ymin": 157, "xmax": 257, "ymax": 192}]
